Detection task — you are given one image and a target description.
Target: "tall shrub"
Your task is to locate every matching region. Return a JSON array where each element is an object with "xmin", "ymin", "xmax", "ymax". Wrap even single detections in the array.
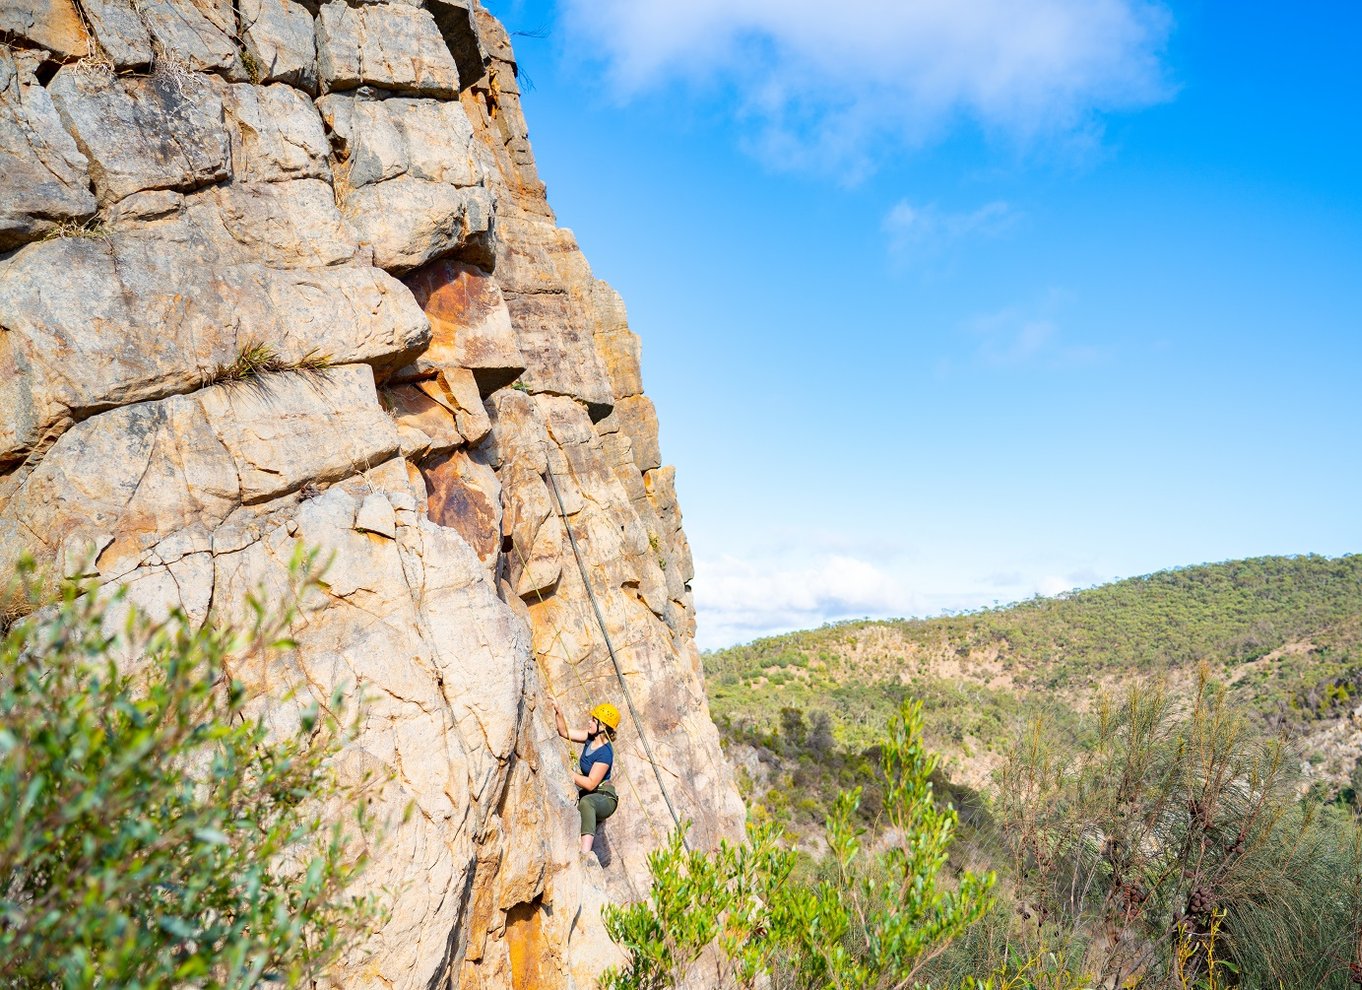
[{"xmin": 0, "ymin": 556, "xmax": 383, "ymax": 988}]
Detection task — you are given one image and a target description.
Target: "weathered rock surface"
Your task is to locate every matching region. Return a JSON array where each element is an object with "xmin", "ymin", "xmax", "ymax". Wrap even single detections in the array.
[
  {"xmin": 0, "ymin": 0, "xmax": 89, "ymax": 58},
  {"xmin": 320, "ymin": 94, "xmax": 496, "ymax": 272},
  {"xmin": 317, "ymin": 2, "xmax": 460, "ymax": 97},
  {"xmin": 239, "ymin": 0, "xmax": 318, "ymax": 92},
  {"xmin": 0, "ymin": 51, "xmax": 97, "ymax": 249},
  {"xmin": 0, "ymin": 4, "xmax": 742, "ymax": 988},
  {"xmin": 138, "ymin": 0, "xmax": 243, "ymax": 76},
  {"xmin": 48, "ymin": 67, "xmax": 230, "ymax": 206},
  {"xmin": 80, "ymin": 0, "xmax": 154, "ymax": 69}
]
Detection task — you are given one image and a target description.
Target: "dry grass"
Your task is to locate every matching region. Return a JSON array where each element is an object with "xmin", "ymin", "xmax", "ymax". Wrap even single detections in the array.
[
  {"xmin": 204, "ymin": 341, "xmax": 334, "ymax": 388},
  {"xmin": 42, "ymin": 218, "xmax": 109, "ymax": 242}
]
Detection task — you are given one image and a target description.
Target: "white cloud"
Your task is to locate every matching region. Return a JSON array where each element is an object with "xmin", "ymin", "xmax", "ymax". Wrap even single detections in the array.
[
  {"xmin": 882, "ymin": 199, "xmax": 1019, "ymax": 262},
  {"xmin": 963, "ymin": 289, "xmax": 1104, "ymax": 368},
  {"xmin": 558, "ymin": 0, "xmax": 1173, "ymax": 174},
  {"xmin": 690, "ymin": 542, "xmax": 1120, "ymax": 649},
  {"xmin": 693, "ymin": 551, "xmax": 922, "ymax": 649}
]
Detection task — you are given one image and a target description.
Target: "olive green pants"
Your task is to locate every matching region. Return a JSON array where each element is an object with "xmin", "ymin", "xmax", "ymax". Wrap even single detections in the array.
[{"xmin": 578, "ymin": 784, "xmax": 618, "ymax": 835}]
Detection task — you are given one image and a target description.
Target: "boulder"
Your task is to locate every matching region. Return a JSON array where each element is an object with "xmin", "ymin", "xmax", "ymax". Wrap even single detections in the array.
[
  {"xmin": 489, "ymin": 217, "xmax": 616, "ymax": 418},
  {"xmin": 402, "ymin": 260, "xmax": 524, "ymax": 394},
  {"xmin": 80, "ymin": 0, "xmax": 154, "ymax": 69},
  {"xmin": 419, "ymin": 448, "xmax": 502, "ymax": 572},
  {"xmin": 0, "ymin": 364, "xmax": 399, "ymax": 582},
  {"xmin": 319, "ymin": 95, "xmax": 495, "ymax": 273},
  {"xmin": 138, "ymin": 0, "xmax": 243, "ymax": 75},
  {"xmin": 0, "ymin": 0, "xmax": 88, "ymax": 58},
  {"xmin": 0, "ymin": 230, "xmax": 428, "ymax": 463},
  {"xmin": 320, "ymin": 94, "xmax": 481, "ymax": 189},
  {"xmin": 239, "ymin": 0, "xmax": 318, "ymax": 92},
  {"xmin": 597, "ymin": 394, "xmax": 662, "ymax": 473},
  {"xmin": 221, "ymin": 82, "xmax": 330, "ymax": 183},
  {"xmin": 341, "ymin": 175, "xmax": 493, "ymax": 274},
  {"xmin": 591, "ymin": 280, "xmax": 644, "ymax": 399}
]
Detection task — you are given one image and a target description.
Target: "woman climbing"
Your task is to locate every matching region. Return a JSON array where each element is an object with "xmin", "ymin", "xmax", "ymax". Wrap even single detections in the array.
[{"xmin": 554, "ymin": 700, "xmax": 620, "ymax": 857}]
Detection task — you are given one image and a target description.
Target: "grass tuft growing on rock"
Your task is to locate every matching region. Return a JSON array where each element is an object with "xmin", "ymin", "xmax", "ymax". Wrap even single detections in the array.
[
  {"xmin": 42, "ymin": 218, "xmax": 109, "ymax": 241},
  {"xmin": 205, "ymin": 341, "xmax": 334, "ymax": 388}
]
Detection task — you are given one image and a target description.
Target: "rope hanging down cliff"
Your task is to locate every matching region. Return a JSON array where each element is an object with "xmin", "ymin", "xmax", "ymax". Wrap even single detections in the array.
[{"xmin": 540, "ymin": 451, "xmax": 691, "ymax": 849}]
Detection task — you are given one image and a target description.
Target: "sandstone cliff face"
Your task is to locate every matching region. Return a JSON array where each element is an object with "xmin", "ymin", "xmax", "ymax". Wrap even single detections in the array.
[{"xmin": 0, "ymin": 4, "xmax": 744, "ymax": 986}]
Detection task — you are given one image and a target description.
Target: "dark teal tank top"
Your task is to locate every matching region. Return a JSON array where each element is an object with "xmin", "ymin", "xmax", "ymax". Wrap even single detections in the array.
[{"xmin": 580, "ymin": 740, "xmax": 613, "ymax": 782}]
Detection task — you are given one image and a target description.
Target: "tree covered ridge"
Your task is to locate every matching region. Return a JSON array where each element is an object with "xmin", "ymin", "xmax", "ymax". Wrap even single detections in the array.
[
  {"xmin": 711, "ymin": 554, "xmax": 1362, "ymax": 679},
  {"xmin": 705, "ymin": 554, "xmax": 1362, "ymax": 788}
]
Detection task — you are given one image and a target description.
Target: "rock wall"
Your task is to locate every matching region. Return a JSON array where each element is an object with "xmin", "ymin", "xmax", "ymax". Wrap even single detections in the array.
[{"xmin": 0, "ymin": 3, "xmax": 744, "ymax": 987}]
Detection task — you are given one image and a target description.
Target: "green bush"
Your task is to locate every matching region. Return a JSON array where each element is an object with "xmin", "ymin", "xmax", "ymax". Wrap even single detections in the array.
[
  {"xmin": 601, "ymin": 700, "xmax": 994, "ymax": 989},
  {"xmin": 984, "ymin": 671, "xmax": 1362, "ymax": 989},
  {"xmin": 0, "ymin": 556, "xmax": 383, "ymax": 988}
]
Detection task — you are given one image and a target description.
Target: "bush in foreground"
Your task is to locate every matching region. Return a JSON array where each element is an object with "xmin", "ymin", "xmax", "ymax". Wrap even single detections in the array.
[
  {"xmin": 602, "ymin": 700, "xmax": 995, "ymax": 989},
  {"xmin": 984, "ymin": 671, "xmax": 1362, "ymax": 988},
  {"xmin": 0, "ymin": 556, "xmax": 382, "ymax": 988}
]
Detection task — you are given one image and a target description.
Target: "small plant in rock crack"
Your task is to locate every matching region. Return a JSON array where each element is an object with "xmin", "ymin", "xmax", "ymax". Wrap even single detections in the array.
[
  {"xmin": 205, "ymin": 341, "xmax": 334, "ymax": 388},
  {"xmin": 42, "ymin": 218, "xmax": 109, "ymax": 241},
  {"xmin": 239, "ymin": 46, "xmax": 262, "ymax": 84}
]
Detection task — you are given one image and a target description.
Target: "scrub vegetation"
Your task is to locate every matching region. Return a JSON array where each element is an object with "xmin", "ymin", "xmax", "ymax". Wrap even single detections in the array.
[{"xmin": 668, "ymin": 553, "xmax": 1362, "ymax": 988}]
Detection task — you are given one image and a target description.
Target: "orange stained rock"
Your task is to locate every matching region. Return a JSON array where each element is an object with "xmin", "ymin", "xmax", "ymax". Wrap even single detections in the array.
[{"xmin": 504, "ymin": 898, "xmax": 545, "ymax": 990}]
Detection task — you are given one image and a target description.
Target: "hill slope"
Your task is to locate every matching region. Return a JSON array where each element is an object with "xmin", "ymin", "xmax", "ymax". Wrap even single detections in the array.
[{"xmin": 706, "ymin": 554, "xmax": 1362, "ymax": 789}]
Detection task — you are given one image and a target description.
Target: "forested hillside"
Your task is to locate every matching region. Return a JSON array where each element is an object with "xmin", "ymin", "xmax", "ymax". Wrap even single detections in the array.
[{"xmin": 707, "ymin": 554, "xmax": 1362, "ymax": 789}]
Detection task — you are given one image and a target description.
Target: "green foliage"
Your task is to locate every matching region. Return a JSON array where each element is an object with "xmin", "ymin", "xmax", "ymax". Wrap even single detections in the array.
[
  {"xmin": 984, "ymin": 673, "xmax": 1362, "ymax": 989},
  {"xmin": 600, "ymin": 822, "xmax": 795, "ymax": 990},
  {"xmin": 601, "ymin": 700, "xmax": 994, "ymax": 989},
  {"xmin": 0, "ymin": 555, "xmax": 382, "ymax": 988},
  {"xmin": 707, "ymin": 554, "xmax": 1362, "ymax": 795}
]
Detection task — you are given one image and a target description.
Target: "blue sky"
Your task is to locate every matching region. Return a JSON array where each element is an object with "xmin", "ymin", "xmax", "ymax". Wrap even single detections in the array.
[{"xmin": 485, "ymin": 0, "xmax": 1362, "ymax": 648}]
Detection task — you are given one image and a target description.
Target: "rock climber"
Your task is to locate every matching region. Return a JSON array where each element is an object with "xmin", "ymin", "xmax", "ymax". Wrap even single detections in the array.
[{"xmin": 554, "ymin": 700, "xmax": 620, "ymax": 857}]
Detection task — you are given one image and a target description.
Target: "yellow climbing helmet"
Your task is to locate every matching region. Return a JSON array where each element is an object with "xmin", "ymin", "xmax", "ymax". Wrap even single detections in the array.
[{"xmin": 591, "ymin": 702, "xmax": 621, "ymax": 732}]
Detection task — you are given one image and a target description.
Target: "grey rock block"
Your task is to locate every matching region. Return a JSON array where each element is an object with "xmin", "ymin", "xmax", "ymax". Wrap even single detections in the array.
[
  {"xmin": 239, "ymin": 0, "xmax": 318, "ymax": 93},
  {"xmin": 138, "ymin": 0, "xmax": 243, "ymax": 75},
  {"xmin": 0, "ymin": 52, "xmax": 96, "ymax": 250},
  {"xmin": 0, "ymin": 0, "xmax": 89, "ymax": 58},
  {"xmin": 0, "ymin": 364, "xmax": 401, "ymax": 581},
  {"xmin": 426, "ymin": 0, "xmax": 487, "ymax": 91},
  {"xmin": 402, "ymin": 259, "xmax": 525, "ymax": 394},
  {"xmin": 318, "ymin": 94, "xmax": 478, "ymax": 188},
  {"xmin": 316, "ymin": 2, "xmax": 460, "ymax": 97},
  {"xmin": 48, "ymin": 67, "xmax": 230, "ymax": 206},
  {"xmin": 0, "ymin": 225, "xmax": 428, "ymax": 463},
  {"xmin": 342, "ymin": 177, "xmax": 493, "ymax": 274},
  {"xmin": 222, "ymin": 82, "xmax": 331, "ymax": 183},
  {"xmin": 81, "ymin": 0, "xmax": 154, "ymax": 69}
]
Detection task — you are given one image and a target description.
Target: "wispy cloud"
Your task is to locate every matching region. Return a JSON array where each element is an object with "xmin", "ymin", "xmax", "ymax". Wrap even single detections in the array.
[
  {"xmin": 963, "ymin": 290, "xmax": 1105, "ymax": 369},
  {"xmin": 558, "ymin": 0, "xmax": 1174, "ymax": 176},
  {"xmin": 693, "ymin": 551, "xmax": 921, "ymax": 649},
  {"xmin": 882, "ymin": 199, "xmax": 1020, "ymax": 265},
  {"xmin": 692, "ymin": 545, "xmax": 1118, "ymax": 649}
]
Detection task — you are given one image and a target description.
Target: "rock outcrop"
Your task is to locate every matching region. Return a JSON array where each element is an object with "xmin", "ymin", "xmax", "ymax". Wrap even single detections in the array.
[{"xmin": 0, "ymin": 5, "xmax": 743, "ymax": 987}]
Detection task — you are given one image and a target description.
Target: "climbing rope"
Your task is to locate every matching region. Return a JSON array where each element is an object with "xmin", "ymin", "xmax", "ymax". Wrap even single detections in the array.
[
  {"xmin": 538, "ymin": 452, "xmax": 690, "ymax": 847},
  {"xmin": 510, "ymin": 512, "xmax": 676, "ymax": 851}
]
